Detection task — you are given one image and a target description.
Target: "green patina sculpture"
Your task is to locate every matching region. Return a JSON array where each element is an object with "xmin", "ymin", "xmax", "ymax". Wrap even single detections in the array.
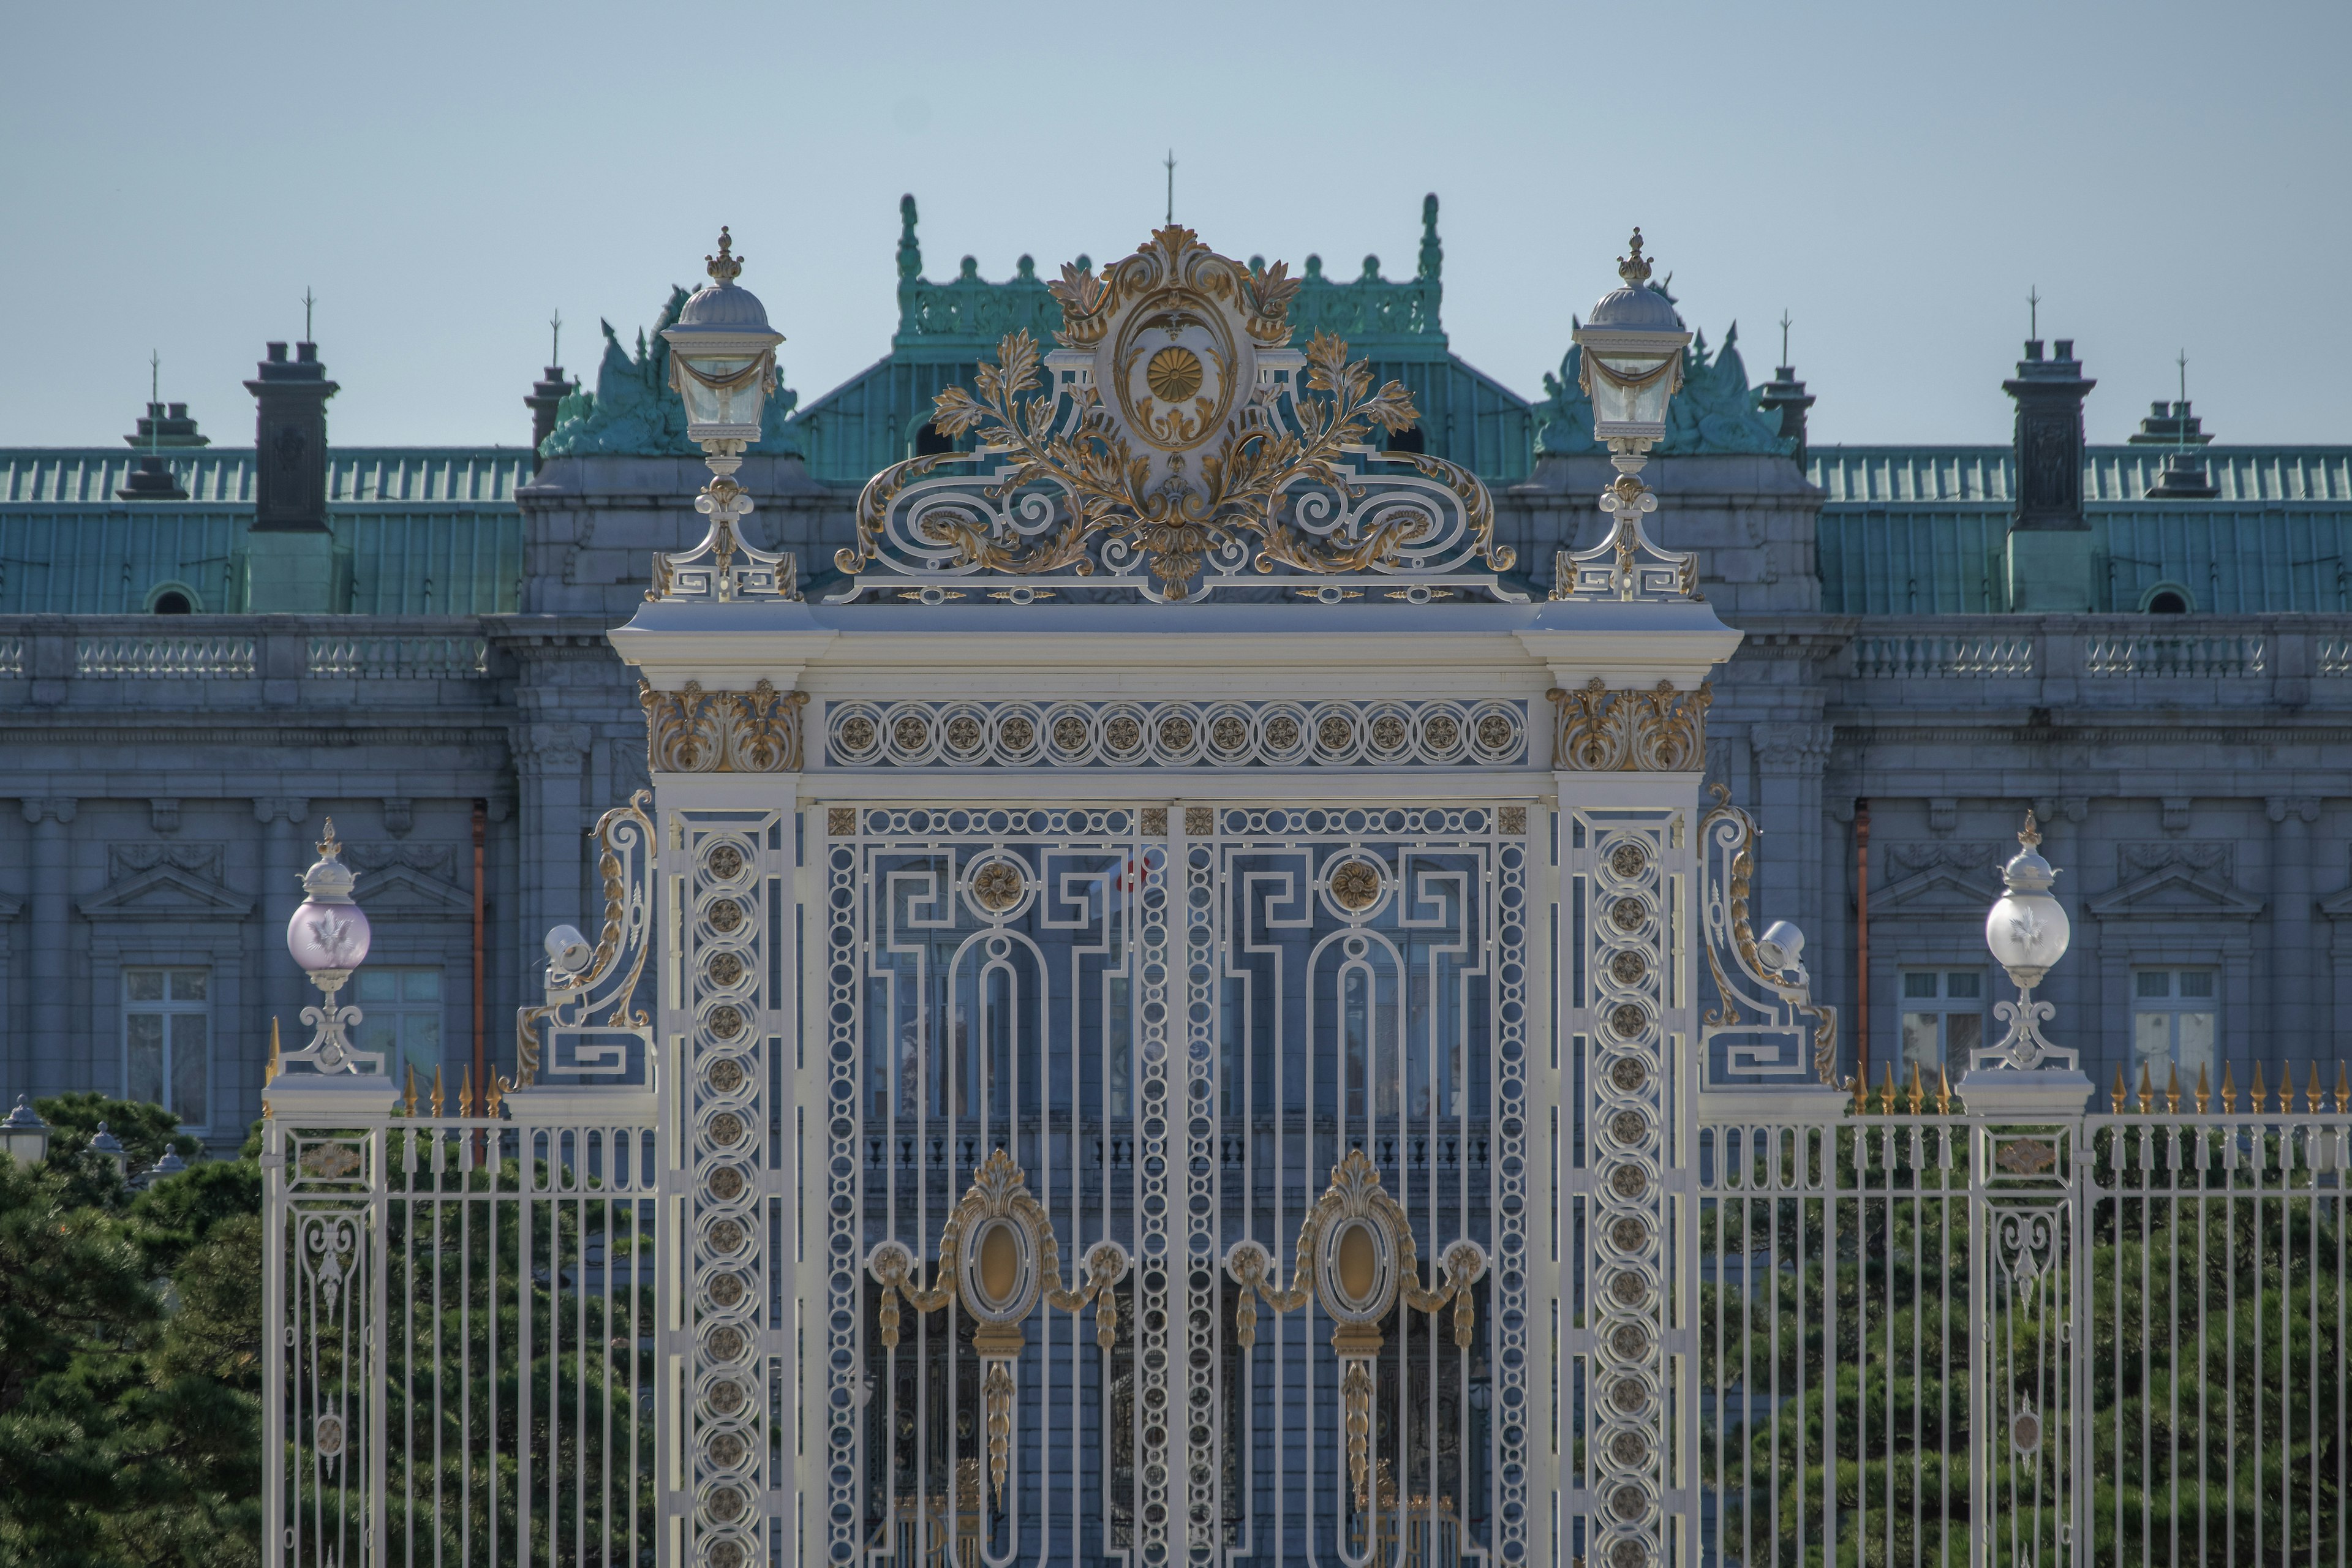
[
  {"xmin": 1534, "ymin": 281, "xmax": 1793, "ymax": 459},
  {"xmin": 540, "ymin": 286, "xmax": 802, "ymax": 459}
]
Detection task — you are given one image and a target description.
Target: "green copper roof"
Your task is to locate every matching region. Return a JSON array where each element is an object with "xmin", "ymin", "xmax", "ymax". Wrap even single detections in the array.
[
  {"xmin": 0, "ymin": 448, "xmax": 524, "ymax": 614},
  {"xmin": 1814, "ymin": 445, "xmax": 2352, "ymax": 614},
  {"xmin": 794, "ymin": 194, "xmax": 1533, "ymax": 486}
]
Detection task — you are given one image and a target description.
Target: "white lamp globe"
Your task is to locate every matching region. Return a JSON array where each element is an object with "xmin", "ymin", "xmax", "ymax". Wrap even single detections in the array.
[
  {"xmin": 287, "ymin": 820, "xmax": 372, "ymax": 976},
  {"xmin": 1985, "ymin": 815, "xmax": 2070, "ymax": 988},
  {"xmin": 662, "ymin": 227, "xmax": 784, "ymax": 445},
  {"xmin": 1571, "ymin": 228, "xmax": 1692, "ymax": 443}
]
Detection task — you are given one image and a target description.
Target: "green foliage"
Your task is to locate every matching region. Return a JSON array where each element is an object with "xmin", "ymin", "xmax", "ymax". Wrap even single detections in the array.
[{"xmin": 0, "ymin": 1096, "xmax": 261, "ymax": 1568}]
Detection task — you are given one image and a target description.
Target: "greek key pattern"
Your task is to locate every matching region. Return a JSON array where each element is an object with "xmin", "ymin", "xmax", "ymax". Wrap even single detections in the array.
[
  {"xmin": 1574, "ymin": 810, "xmax": 1675, "ymax": 1568},
  {"xmin": 675, "ymin": 809, "xmax": 784, "ymax": 1568},
  {"xmin": 823, "ymin": 698, "xmax": 1528, "ymax": 769}
]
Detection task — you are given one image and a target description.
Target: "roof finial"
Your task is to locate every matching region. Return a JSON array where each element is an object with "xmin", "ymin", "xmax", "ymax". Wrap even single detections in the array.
[
  {"xmin": 551, "ymin": 309, "xmax": 563, "ymax": 366},
  {"xmin": 2018, "ymin": 809, "xmax": 2041, "ymax": 851},
  {"xmin": 1779, "ymin": 311, "xmax": 1792, "ymax": 367},
  {"xmin": 148, "ymin": 350, "xmax": 161, "ymax": 458},
  {"xmin": 1418, "ymin": 193, "xmax": 1442, "ymax": 281},
  {"xmin": 303, "ymin": 287, "xmax": 316, "ymax": 342},
  {"xmin": 706, "ymin": 227, "xmax": 742, "ymax": 285},
  {"xmin": 1164, "ymin": 149, "xmax": 1177, "ymax": 226},
  {"xmin": 1618, "ymin": 228, "xmax": 1652, "ymax": 287},
  {"xmin": 2027, "ymin": 285, "xmax": 2040, "ymax": 341},
  {"xmin": 897, "ymin": 195, "xmax": 922, "ymax": 283},
  {"xmin": 316, "ymin": 816, "xmax": 341, "ymax": 860}
]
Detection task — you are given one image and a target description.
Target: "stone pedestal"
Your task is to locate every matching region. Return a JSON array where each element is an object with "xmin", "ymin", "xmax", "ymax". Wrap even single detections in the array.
[{"xmin": 247, "ymin": 532, "xmax": 344, "ymax": 613}]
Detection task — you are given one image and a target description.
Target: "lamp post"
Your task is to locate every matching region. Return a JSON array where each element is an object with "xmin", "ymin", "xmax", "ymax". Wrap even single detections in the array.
[
  {"xmin": 279, "ymin": 819, "xmax": 380, "ymax": 1076},
  {"xmin": 0, "ymin": 1096, "xmax": 50, "ymax": 1164},
  {"xmin": 1958, "ymin": 811, "xmax": 2093, "ymax": 1116},
  {"xmin": 650, "ymin": 227, "xmax": 795, "ymax": 601},
  {"xmin": 1558, "ymin": 230, "xmax": 1699, "ymax": 600}
]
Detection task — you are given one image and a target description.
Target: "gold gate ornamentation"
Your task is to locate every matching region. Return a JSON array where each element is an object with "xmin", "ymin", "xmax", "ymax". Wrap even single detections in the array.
[{"xmin": 1223, "ymin": 1148, "xmax": 1487, "ymax": 1509}]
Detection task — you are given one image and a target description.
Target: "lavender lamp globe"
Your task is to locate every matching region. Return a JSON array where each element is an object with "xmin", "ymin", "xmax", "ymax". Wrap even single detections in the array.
[{"xmin": 288, "ymin": 897, "xmax": 372, "ymax": 975}]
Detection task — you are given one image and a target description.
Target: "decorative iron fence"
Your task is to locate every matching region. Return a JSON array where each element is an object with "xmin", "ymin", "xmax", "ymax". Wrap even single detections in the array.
[
  {"xmin": 1693, "ymin": 1100, "xmax": 2348, "ymax": 1566},
  {"xmin": 264, "ymin": 1113, "xmax": 659, "ymax": 1568}
]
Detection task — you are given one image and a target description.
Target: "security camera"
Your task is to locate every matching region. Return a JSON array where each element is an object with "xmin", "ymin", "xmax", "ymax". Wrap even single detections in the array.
[
  {"xmin": 545, "ymin": 924, "xmax": 593, "ymax": 975},
  {"xmin": 1754, "ymin": 920, "xmax": 1806, "ymax": 976}
]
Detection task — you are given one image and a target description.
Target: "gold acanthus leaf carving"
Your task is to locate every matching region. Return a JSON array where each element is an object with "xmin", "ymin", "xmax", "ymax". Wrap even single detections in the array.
[
  {"xmin": 638, "ymin": 679, "xmax": 809, "ymax": 774},
  {"xmin": 837, "ymin": 227, "xmax": 1513, "ymax": 601},
  {"xmin": 1547, "ymin": 679, "xmax": 1711, "ymax": 772}
]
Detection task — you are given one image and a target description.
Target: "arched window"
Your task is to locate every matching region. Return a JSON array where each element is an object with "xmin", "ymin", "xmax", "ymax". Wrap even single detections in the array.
[
  {"xmin": 913, "ymin": 423, "xmax": 954, "ymax": 456},
  {"xmin": 2140, "ymin": 582, "xmax": 2194, "ymax": 614},
  {"xmin": 153, "ymin": 591, "xmax": 193, "ymax": 614},
  {"xmin": 1386, "ymin": 426, "xmax": 1427, "ymax": 454}
]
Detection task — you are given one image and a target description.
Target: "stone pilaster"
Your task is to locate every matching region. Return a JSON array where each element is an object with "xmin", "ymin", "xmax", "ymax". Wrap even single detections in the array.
[
  {"xmin": 1748, "ymin": 722, "xmax": 1833, "ymax": 963},
  {"xmin": 254, "ymin": 797, "xmax": 312, "ymax": 1055},
  {"xmin": 2269, "ymin": 796, "xmax": 2320, "ymax": 1058},
  {"xmin": 516, "ymin": 723, "xmax": 592, "ymax": 1027},
  {"xmin": 21, "ymin": 797, "xmax": 75, "ymax": 1098}
]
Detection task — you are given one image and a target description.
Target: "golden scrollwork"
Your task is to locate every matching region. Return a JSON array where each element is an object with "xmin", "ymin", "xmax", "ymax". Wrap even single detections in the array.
[
  {"xmin": 836, "ymin": 225, "xmax": 1513, "ymax": 603},
  {"xmin": 1698, "ymin": 785, "xmax": 1838, "ymax": 1085},
  {"xmin": 1547, "ymin": 679, "xmax": 1711, "ymax": 772},
  {"xmin": 638, "ymin": 679, "xmax": 809, "ymax": 774},
  {"xmin": 1223, "ymin": 1148, "xmax": 1485, "ymax": 1510},
  {"xmin": 865, "ymin": 1149, "xmax": 1128, "ymax": 1507},
  {"xmin": 514, "ymin": 791, "xmax": 656, "ymax": 1090}
]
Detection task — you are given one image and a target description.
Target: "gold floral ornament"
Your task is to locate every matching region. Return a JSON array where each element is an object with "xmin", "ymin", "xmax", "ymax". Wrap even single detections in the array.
[
  {"xmin": 865, "ymin": 1149, "xmax": 1129, "ymax": 1507},
  {"xmin": 834, "ymin": 225, "xmax": 1520, "ymax": 604},
  {"xmin": 513, "ymin": 792, "xmax": 657, "ymax": 1088},
  {"xmin": 1547, "ymin": 679, "xmax": 1710, "ymax": 772},
  {"xmin": 639, "ymin": 679, "xmax": 809, "ymax": 773},
  {"xmin": 1222, "ymin": 1149, "xmax": 1485, "ymax": 1510}
]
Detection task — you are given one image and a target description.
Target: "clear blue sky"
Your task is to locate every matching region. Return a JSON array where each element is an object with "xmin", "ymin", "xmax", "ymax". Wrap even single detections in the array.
[{"xmin": 4, "ymin": 0, "xmax": 2345, "ymax": 450}]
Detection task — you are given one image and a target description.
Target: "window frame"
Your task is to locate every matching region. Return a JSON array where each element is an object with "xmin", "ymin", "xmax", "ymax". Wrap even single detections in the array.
[
  {"xmin": 122, "ymin": 964, "xmax": 214, "ymax": 1131},
  {"xmin": 1895, "ymin": 965, "xmax": 1988, "ymax": 1076},
  {"xmin": 2130, "ymin": 965, "xmax": 2220, "ymax": 1082}
]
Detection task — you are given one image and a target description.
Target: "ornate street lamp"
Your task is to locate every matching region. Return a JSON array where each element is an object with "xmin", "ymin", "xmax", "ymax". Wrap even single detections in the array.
[
  {"xmin": 279, "ymin": 820, "xmax": 381, "ymax": 1076},
  {"xmin": 1558, "ymin": 230, "xmax": 1700, "ymax": 600},
  {"xmin": 1960, "ymin": 811, "xmax": 2092, "ymax": 1115},
  {"xmin": 89, "ymin": 1121, "xmax": 127, "ymax": 1180},
  {"xmin": 650, "ymin": 227, "xmax": 797, "ymax": 601},
  {"xmin": 0, "ymin": 1096, "xmax": 50, "ymax": 1164}
]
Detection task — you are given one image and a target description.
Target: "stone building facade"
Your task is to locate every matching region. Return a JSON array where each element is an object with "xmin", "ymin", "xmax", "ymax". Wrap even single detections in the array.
[{"xmin": 5, "ymin": 199, "xmax": 2349, "ymax": 1149}]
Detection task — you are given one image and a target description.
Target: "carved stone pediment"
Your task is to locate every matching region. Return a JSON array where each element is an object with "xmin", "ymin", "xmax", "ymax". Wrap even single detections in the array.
[
  {"xmin": 79, "ymin": 863, "xmax": 255, "ymax": 922},
  {"xmin": 1872, "ymin": 843, "xmax": 2003, "ymax": 914},
  {"xmin": 2087, "ymin": 862, "xmax": 2262, "ymax": 922},
  {"xmin": 350, "ymin": 862, "xmax": 470, "ymax": 916}
]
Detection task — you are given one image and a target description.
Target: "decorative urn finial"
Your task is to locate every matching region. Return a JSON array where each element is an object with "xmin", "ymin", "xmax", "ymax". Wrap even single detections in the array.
[
  {"xmin": 1618, "ymin": 228, "xmax": 1652, "ymax": 287},
  {"xmin": 706, "ymin": 227, "xmax": 743, "ymax": 286}
]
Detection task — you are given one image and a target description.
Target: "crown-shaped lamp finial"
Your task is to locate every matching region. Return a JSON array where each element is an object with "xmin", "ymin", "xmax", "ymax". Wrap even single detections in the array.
[
  {"xmin": 706, "ymin": 227, "xmax": 743, "ymax": 285},
  {"xmin": 1617, "ymin": 228, "xmax": 1652, "ymax": 287},
  {"xmin": 315, "ymin": 817, "xmax": 341, "ymax": 860},
  {"xmin": 2018, "ymin": 809, "xmax": 2041, "ymax": 851}
]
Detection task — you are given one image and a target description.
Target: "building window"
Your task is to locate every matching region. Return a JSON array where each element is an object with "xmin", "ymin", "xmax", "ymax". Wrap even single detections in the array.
[
  {"xmin": 356, "ymin": 967, "xmax": 444, "ymax": 1086},
  {"xmin": 913, "ymin": 423, "xmax": 955, "ymax": 456},
  {"xmin": 2133, "ymin": 967, "xmax": 2217, "ymax": 1081},
  {"xmin": 124, "ymin": 967, "xmax": 210, "ymax": 1128},
  {"xmin": 1898, "ymin": 968, "xmax": 1983, "ymax": 1074}
]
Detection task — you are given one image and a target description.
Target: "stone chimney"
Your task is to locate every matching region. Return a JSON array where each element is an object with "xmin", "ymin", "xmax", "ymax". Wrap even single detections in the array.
[
  {"xmin": 243, "ymin": 341, "xmax": 345, "ymax": 611},
  {"xmin": 1756, "ymin": 363, "xmax": 1815, "ymax": 469},
  {"xmin": 2002, "ymin": 337, "xmax": 2097, "ymax": 611},
  {"xmin": 117, "ymin": 400, "xmax": 206, "ymax": 501},
  {"xmin": 525, "ymin": 364, "xmax": 571, "ymax": 467},
  {"xmin": 245, "ymin": 341, "xmax": 338, "ymax": 532}
]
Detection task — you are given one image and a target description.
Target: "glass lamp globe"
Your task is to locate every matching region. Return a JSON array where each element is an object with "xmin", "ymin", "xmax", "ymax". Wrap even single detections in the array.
[
  {"xmin": 1571, "ymin": 228, "xmax": 1692, "ymax": 443},
  {"xmin": 287, "ymin": 820, "xmax": 372, "ymax": 978},
  {"xmin": 662, "ymin": 227, "xmax": 785, "ymax": 445},
  {"xmin": 1985, "ymin": 816, "xmax": 2070, "ymax": 989}
]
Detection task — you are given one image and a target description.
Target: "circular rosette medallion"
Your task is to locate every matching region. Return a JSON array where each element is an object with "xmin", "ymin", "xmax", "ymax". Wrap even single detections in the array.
[{"xmin": 1108, "ymin": 294, "xmax": 1245, "ymax": 461}]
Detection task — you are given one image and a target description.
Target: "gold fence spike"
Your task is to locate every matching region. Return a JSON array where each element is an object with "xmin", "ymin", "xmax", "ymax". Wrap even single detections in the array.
[
  {"xmin": 486, "ymin": 1073, "xmax": 505, "ymax": 1116},
  {"xmin": 2307, "ymin": 1060, "xmax": 2324, "ymax": 1115},
  {"xmin": 2251, "ymin": 1060, "xmax": 2267, "ymax": 1114},
  {"xmin": 1880, "ymin": 1060, "xmax": 1898, "ymax": 1115},
  {"xmin": 1935, "ymin": 1063, "xmax": 1953, "ymax": 1116},
  {"xmin": 1906, "ymin": 1060, "xmax": 1924, "ymax": 1116},
  {"xmin": 2220, "ymin": 1061, "xmax": 2238, "ymax": 1114},
  {"xmin": 2136, "ymin": 1059, "xmax": 2156, "ymax": 1115},
  {"xmin": 2165, "ymin": 1061, "xmax": 2180, "ymax": 1115},
  {"xmin": 431, "ymin": 1064, "xmax": 445, "ymax": 1117},
  {"xmin": 1851, "ymin": 1073, "xmax": 1866, "ymax": 1115},
  {"xmin": 264, "ymin": 1017, "xmax": 282, "ymax": 1117},
  {"xmin": 459, "ymin": 1066, "xmax": 473, "ymax": 1118},
  {"xmin": 2111, "ymin": 1064, "xmax": 2129, "ymax": 1114},
  {"xmin": 2337, "ymin": 1061, "xmax": 2349, "ymax": 1115},
  {"xmin": 2195, "ymin": 1061, "xmax": 2211, "ymax": 1115},
  {"xmin": 403, "ymin": 1064, "xmax": 418, "ymax": 1118}
]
